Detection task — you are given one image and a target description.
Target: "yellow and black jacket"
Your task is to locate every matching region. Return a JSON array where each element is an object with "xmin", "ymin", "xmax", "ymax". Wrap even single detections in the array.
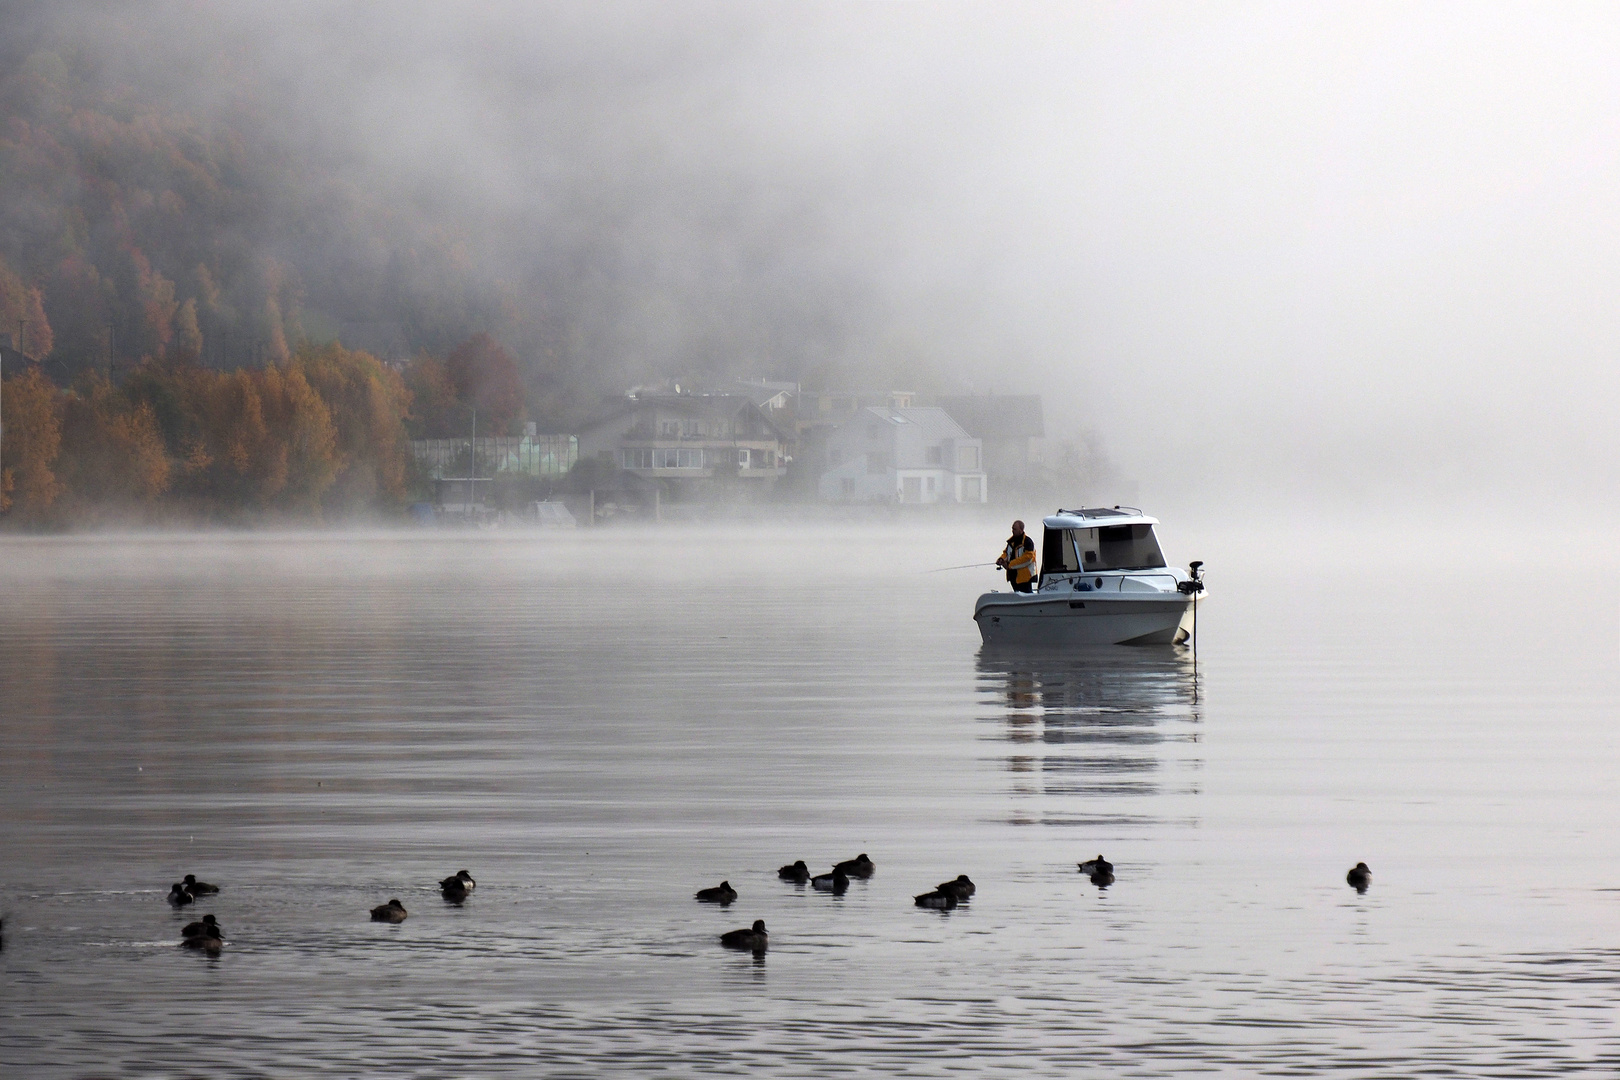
[{"xmin": 1001, "ymin": 535, "xmax": 1036, "ymax": 586}]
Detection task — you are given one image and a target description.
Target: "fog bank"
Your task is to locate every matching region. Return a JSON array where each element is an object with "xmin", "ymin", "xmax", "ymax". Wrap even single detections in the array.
[{"xmin": 5, "ymin": 1, "xmax": 1616, "ymax": 514}]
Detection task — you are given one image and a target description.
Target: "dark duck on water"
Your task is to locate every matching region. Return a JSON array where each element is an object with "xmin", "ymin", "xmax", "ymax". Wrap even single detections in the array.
[
  {"xmin": 694, "ymin": 881, "xmax": 738, "ymax": 905},
  {"xmin": 833, "ymin": 854, "xmax": 875, "ymax": 878},
  {"xmin": 179, "ymin": 920, "xmax": 223, "ymax": 954},
  {"xmin": 181, "ymin": 874, "xmax": 219, "ymax": 895},
  {"xmin": 440, "ymin": 870, "xmax": 476, "ymax": 902},
  {"xmin": 370, "ymin": 899, "xmax": 408, "ymax": 923},
  {"xmin": 811, "ymin": 869, "xmax": 849, "ymax": 895},
  {"xmin": 1076, "ymin": 856, "xmax": 1113, "ymax": 876},
  {"xmin": 720, "ymin": 919, "xmax": 768, "ymax": 951}
]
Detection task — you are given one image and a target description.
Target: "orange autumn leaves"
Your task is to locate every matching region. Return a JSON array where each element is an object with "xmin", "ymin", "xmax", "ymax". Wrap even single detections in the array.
[{"xmin": 1, "ymin": 344, "xmax": 412, "ymax": 524}]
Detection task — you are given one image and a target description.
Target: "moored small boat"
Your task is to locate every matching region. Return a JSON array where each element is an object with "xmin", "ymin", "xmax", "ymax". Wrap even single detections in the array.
[{"xmin": 974, "ymin": 508, "xmax": 1204, "ymax": 647}]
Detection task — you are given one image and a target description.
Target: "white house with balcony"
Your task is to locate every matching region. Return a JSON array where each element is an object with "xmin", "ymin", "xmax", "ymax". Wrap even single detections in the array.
[
  {"xmin": 575, "ymin": 393, "xmax": 789, "ymax": 499},
  {"xmin": 818, "ymin": 406, "xmax": 989, "ymax": 504}
]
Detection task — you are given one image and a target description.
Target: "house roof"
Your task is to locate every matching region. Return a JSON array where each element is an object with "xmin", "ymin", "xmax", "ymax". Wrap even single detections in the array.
[
  {"xmin": 859, "ymin": 406, "xmax": 974, "ymax": 443},
  {"xmin": 727, "ymin": 383, "xmax": 791, "ymax": 408},
  {"xmin": 937, "ymin": 394, "xmax": 1045, "ymax": 438}
]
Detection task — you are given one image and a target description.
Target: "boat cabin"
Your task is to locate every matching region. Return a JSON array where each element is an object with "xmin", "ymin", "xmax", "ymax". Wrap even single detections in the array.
[{"xmin": 1039, "ymin": 508, "xmax": 1167, "ymax": 585}]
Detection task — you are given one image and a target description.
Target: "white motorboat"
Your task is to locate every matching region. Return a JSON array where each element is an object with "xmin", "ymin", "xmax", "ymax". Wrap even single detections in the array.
[{"xmin": 974, "ymin": 508, "xmax": 1205, "ymax": 646}]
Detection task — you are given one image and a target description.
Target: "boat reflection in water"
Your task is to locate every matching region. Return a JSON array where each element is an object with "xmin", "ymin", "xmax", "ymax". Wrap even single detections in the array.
[{"xmin": 976, "ymin": 645, "xmax": 1203, "ymax": 828}]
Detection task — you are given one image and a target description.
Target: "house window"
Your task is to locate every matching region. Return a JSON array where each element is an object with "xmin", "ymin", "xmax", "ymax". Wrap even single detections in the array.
[
  {"xmin": 958, "ymin": 445, "xmax": 980, "ymax": 471},
  {"xmin": 840, "ymin": 478, "xmax": 855, "ymax": 494},
  {"xmin": 961, "ymin": 476, "xmax": 982, "ymax": 501},
  {"xmin": 660, "ymin": 421, "xmax": 678, "ymax": 437},
  {"xmin": 926, "ymin": 446, "xmax": 942, "ymax": 465},
  {"xmin": 866, "ymin": 451, "xmax": 889, "ymax": 474},
  {"xmin": 828, "ymin": 447, "xmax": 843, "ymax": 466},
  {"xmin": 737, "ymin": 448, "xmax": 751, "ymax": 469},
  {"xmin": 625, "ymin": 447, "xmax": 704, "ymax": 469},
  {"xmin": 926, "ymin": 476, "xmax": 936, "ymax": 493},
  {"xmin": 654, "ymin": 448, "xmax": 704, "ymax": 468}
]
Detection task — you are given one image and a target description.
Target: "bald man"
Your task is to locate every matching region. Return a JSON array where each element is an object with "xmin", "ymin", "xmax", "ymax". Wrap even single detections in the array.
[{"xmin": 995, "ymin": 520, "xmax": 1037, "ymax": 593}]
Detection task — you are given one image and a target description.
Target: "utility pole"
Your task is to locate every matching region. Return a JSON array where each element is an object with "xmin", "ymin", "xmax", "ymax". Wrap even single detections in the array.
[{"xmin": 469, "ymin": 406, "xmax": 477, "ymax": 516}]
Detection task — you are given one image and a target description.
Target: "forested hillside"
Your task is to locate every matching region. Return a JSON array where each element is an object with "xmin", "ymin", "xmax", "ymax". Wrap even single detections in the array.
[
  {"xmin": 0, "ymin": 36, "xmax": 547, "ymax": 522},
  {"xmin": 0, "ymin": 44, "xmax": 535, "ymax": 393},
  {"xmin": 0, "ymin": 3, "xmax": 985, "ymax": 523}
]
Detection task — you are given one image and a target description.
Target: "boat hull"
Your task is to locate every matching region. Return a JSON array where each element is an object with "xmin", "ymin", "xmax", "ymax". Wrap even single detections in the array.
[{"xmin": 974, "ymin": 591, "xmax": 1202, "ymax": 646}]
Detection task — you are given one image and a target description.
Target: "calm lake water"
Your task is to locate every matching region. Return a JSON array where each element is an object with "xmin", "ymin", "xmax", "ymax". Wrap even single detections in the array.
[{"xmin": 2, "ymin": 519, "xmax": 1618, "ymax": 1076}]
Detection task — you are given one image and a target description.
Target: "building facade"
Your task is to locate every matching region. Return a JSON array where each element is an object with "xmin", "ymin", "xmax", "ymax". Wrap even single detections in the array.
[
  {"xmin": 818, "ymin": 406, "xmax": 989, "ymax": 504},
  {"xmin": 411, "ymin": 425, "xmax": 578, "ymax": 479},
  {"xmin": 575, "ymin": 394, "xmax": 790, "ymax": 498},
  {"xmin": 936, "ymin": 395, "xmax": 1045, "ymax": 497}
]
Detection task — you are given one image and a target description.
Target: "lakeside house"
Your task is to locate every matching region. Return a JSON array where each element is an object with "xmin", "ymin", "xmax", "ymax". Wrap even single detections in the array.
[
  {"xmin": 574, "ymin": 393, "xmax": 790, "ymax": 499},
  {"xmin": 818, "ymin": 406, "xmax": 989, "ymax": 504},
  {"xmin": 936, "ymin": 394, "xmax": 1046, "ymax": 496},
  {"xmin": 410, "ymin": 424, "xmax": 578, "ymax": 480}
]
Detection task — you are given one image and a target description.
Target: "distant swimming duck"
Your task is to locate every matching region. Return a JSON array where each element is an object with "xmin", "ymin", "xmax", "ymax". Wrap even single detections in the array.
[
  {"xmin": 179, "ymin": 919, "xmax": 223, "ymax": 954},
  {"xmin": 167, "ymin": 883, "xmax": 194, "ymax": 907},
  {"xmin": 1077, "ymin": 856, "xmax": 1113, "ymax": 876},
  {"xmin": 811, "ymin": 869, "xmax": 849, "ymax": 894},
  {"xmin": 182, "ymin": 874, "xmax": 219, "ymax": 896},
  {"xmin": 370, "ymin": 899, "xmax": 408, "ymax": 923},
  {"xmin": 914, "ymin": 890, "xmax": 958, "ymax": 910},
  {"xmin": 720, "ymin": 919, "xmax": 768, "ymax": 951},
  {"xmin": 1346, "ymin": 862, "xmax": 1371, "ymax": 892},
  {"xmin": 440, "ymin": 870, "xmax": 476, "ymax": 902},
  {"xmin": 834, "ymin": 854, "xmax": 875, "ymax": 878},
  {"xmin": 695, "ymin": 881, "xmax": 738, "ymax": 905},
  {"xmin": 778, "ymin": 861, "xmax": 811, "ymax": 883},
  {"xmin": 936, "ymin": 875, "xmax": 975, "ymax": 899}
]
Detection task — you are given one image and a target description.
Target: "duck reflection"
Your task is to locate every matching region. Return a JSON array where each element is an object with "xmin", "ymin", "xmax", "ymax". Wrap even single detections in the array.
[{"xmin": 977, "ymin": 646, "xmax": 1202, "ymax": 822}]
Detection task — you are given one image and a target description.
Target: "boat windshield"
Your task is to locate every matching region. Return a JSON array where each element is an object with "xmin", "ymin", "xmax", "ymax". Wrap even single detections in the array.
[{"xmin": 1057, "ymin": 525, "xmax": 1166, "ymax": 572}]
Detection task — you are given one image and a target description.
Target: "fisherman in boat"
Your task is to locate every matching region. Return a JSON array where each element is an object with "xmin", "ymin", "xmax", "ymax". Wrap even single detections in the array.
[{"xmin": 995, "ymin": 520, "xmax": 1037, "ymax": 593}]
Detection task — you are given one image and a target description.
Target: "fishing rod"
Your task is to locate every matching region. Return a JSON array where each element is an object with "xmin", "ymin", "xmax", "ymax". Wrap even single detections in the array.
[{"xmin": 923, "ymin": 561, "xmax": 1000, "ymax": 574}]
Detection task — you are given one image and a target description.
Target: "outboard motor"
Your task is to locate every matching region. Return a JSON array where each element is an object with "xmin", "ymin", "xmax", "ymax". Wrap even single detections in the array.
[{"xmin": 1177, "ymin": 560, "xmax": 1205, "ymax": 595}]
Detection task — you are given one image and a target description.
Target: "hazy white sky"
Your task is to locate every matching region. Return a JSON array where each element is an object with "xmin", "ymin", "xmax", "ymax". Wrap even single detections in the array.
[{"xmin": 65, "ymin": 2, "xmax": 1620, "ymax": 511}]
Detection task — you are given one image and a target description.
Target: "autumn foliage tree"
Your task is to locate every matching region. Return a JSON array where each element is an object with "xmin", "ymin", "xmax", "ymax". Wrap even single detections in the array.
[
  {"xmin": 55, "ymin": 376, "xmax": 170, "ymax": 515},
  {"xmin": 445, "ymin": 333, "xmax": 525, "ymax": 435},
  {"xmin": 1, "ymin": 342, "xmax": 415, "ymax": 526},
  {"xmin": 295, "ymin": 343, "xmax": 412, "ymax": 506},
  {"xmin": 0, "ymin": 365, "xmax": 63, "ymax": 519},
  {"xmin": 0, "ymin": 255, "xmax": 52, "ymax": 358}
]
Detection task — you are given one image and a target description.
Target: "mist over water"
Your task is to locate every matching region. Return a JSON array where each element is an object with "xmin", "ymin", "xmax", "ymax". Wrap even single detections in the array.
[
  {"xmin": 6, "ymin": 2, "xmax": 1614, "ymax": 509},
  {"xmin": 2, "ymin": 523, "xmax": 1617, "ymax": 1073}
]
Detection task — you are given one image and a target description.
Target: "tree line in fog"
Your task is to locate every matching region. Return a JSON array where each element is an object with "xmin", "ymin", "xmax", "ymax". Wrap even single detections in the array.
[{"xmin": 1, "ymin": 334, "xmax": 530, "ymax": 525}]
